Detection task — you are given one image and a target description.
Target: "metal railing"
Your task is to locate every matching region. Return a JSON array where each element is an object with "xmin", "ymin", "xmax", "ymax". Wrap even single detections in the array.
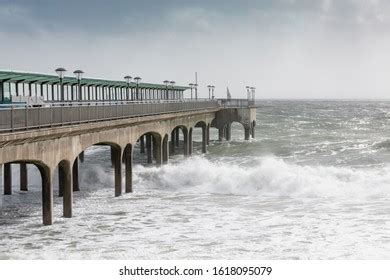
[
  {"xmin": 217, "ymin": 98, "xmax": 256, "ymax": 108},
  {"xmin": 0, "ymin": 99, "xmax": 219, "ymax": 133}
]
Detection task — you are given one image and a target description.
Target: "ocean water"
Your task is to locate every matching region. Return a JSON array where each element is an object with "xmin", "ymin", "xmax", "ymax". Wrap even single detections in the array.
[{"xmin": 1, "ymin": 100, "xmax": 390, "ymax": 259}]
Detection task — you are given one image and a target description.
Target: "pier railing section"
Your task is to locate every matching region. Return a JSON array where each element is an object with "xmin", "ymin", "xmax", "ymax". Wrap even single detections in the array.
[
  {"xmin": 0, "ymin": 99, "xmax": 218, "ymax": 132},
  {"xmin": 217, "ymin": 99, "xmax": 256, "ymax": 108}
]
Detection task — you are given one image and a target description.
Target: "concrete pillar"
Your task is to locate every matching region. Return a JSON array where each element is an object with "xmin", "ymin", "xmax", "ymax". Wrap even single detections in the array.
[
  {"xmin": 113, "ymin": 147, "xmax": 122, "ymax": 197},
  {"xmin": 251, "ymin": 125, "xmax": 255, "ymax": 139},
  {"xmin": 226, "ymin": 123, "xmax": 232, "ymax": 141},
  {"xmin": 140, "ymin": 135, "xmax": 145, "ymax": 154},
  {"xmin": 206, "ymin": 125, "xmax": 210, "ymax": 145},
  {"xmin": 110, "ymin": 146, "xmax": 115, "ymax": 167},
  {"xmin": 59, "ymin": 162, "xmax": 73, "ymax": 218},
  {"xmin": 125, "ymin": 146, "xmax": 133, "ymax": 193},
  {"xmin": 245, "ymin": 127, "xmax": 251, "ymax": 140},
  {"xmin": 170, "ymin": 130, "xmax": 176, "ymax": 154},
  {"xmin": 20, "ymin": 163, "xmax": 28, "ymax": 191},
  {"xmin": 202, "ymin": 126, "xmax": 207, "ymax": 154},
  {"xmin": 183, "ymin": 130, "xmax": 189, "ymax": 157},
  {"xmin": 163, "ymin": 137, "xmax": 169, "ymax": 164},
  {"xmin": 189, "ymin": 129, "xmax": 193, "ymax": 156},
  {"xmin": 175, "ymin": 128, "xmax": 180, "ymax": 147},
  {"xmin": 79, "ymin": 151, "xmax": 85, "ymax": 163},
  {"xmin": 155, "ymin": 139, "xmax": 163, "ymax": 166},
  {"xmin": 40, "ymin": 167, "xmax": 53, "ymax": 225},
  {"xmin": 218, "ymin": 128, "xmax": 224, "ymax": 141},
  {"xmin": 72, "ymin": 158, "xmax": 80, "ymax": 192},
  {"xmin": 4, "ymin": 163, "xmax": 11, "ymax": 195},
  {"xmin": 152, "ymin": 136, "xmax": 158, "ymax": 160},
  {"xmin": 146, "ymin": 134, "xmax": 153, "ymax": 164}
]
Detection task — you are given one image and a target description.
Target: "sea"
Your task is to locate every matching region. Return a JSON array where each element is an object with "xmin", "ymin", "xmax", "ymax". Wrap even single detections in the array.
[{"xmin": 1, "ymin": 100, "xmax": 390, "ymax": 259}]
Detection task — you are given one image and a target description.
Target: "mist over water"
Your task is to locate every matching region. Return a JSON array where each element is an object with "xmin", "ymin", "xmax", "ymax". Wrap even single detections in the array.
[{"xmin": 2, "ymin": 100, "xmax": 390, "ymax": 259}]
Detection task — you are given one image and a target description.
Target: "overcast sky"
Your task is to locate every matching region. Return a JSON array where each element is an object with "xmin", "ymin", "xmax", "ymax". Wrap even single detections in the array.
[{"xmin": 1, "ymin": 0, "xmax": 390, "ymax": 99}]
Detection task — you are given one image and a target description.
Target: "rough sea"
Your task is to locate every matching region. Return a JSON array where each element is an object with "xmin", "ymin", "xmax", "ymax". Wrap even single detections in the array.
[{"xmin": 1, "ymin": 100, "xmax": 390, "ymax": 259}]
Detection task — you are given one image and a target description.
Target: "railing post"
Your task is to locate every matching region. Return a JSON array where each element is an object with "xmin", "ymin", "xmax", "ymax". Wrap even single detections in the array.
[{"xmin": 25, "ymin": 104, "xmax": 28, "ymax": 130}]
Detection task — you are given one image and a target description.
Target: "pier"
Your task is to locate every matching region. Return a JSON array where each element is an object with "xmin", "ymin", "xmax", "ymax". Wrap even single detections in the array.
[{"xmin": 0, "ymin": 70, "xmax": 256, "ymax": 225}]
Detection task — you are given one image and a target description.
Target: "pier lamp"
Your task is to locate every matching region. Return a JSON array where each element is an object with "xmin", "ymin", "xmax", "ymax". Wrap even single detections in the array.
[
  {"xmin": 194, "ymin": 83, "xmax": 198, "ymax": 100},
  {"xmin": 207, "ymin": 85, "xmax": 212, "ymax": 99},
  {"xmin": 211, "ymin": 85, "xmax": 215, "ymax": 100},
  {"xmin": 55, "ymin": 67, "xmax": 66, "ymax": 101},
  {"xmin": 124, "ymin": 75, "xmax": 132, "ymax": 101},
  {"xmin": 189, "ymin": 83, "xmax": 194, "ymax": 99},
  {"xmin": 134, "ymin": 76, "xmax": 141, "ymax": 101},
  {"xmin": 164, "ymin": 80, "xmax": 170, "ymax": 100},
  {"xmin": 73, "ymin": 70, "xmax": 84, "ymax": 101},
  {"xmin": 250, "ymin": 87, "xmax": 256, "ymax": 101}
]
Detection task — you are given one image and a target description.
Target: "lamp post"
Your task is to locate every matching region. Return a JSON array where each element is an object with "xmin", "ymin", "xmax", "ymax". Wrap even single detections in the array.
[
  {"xmin": 124, "ymin": 75, "xmax": 132, "ymax": 101},
  {"xmin": 73, "ymin": 70, "xmax": 84, "ymax": 101},
  {"xmin": 163, "ymin": 80, "xmax": 170, "ymax": 100},
  {"xmin": 134, "ymin": 77, "xmax": 141, "ymax": 101},
  {"xmin": 194, "ymin": 83, "xmax": 198, "ymax": 100},
  {"xmin": 189, "ymin": 83, "xmax": 194, "ymax": 99},
  {"xmin": 211, "ymin": 85, "xmax": 215, "ymax": 99},
  {"xmin": 246, "ymin": 86, "xmax": 251, "ymax": 100},
  {"xmin": 55, "ymin": 67, "xmax": 67, "ymax": 102},
  {"xmin": 251, "ymin": 87, "xmax": 256, "ymax": 101},
  {"xmin": 170, "ymin": 81, "xmax": 175, "ymax": 100}
]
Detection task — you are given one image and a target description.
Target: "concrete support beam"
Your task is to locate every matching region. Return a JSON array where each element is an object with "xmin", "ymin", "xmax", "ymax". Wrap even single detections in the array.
[
  {"xmin": 41, "ymin": 167, "xmax": 53, "ymax": 225},
  {"xmin": 163, "ymin": 137, "xmax": 169, "ymax": 164},
  {"xmin": 155, "ymin": 139, "xmax": 163, "ymax": 166},
  {"xmin": 146, "ymin": 134, "xmax": 153, "ymax": 164},
  {"xmin": 226, "ymin": 123, "xmax": 232, "ymax": 141},
  {"xmin": 251, "ymin": 125, "xmax": 255, "ymax": 139},
  {"xmin": 140, "ymin": 135, "xmax": 145, "ymax": 154},
  {"xmin": 113, "ymin": 147, "xmax": 122, "ymax": 197},
  {"xmin": 202, "ymin": 127, "xmax": 207, "ymax": 154},
  {"xmin": 59, "ymin": 162, "xmax": 73, "ymax": 218},
  {"xmin": 20, "ymin": 163, "xmax": 28, "ymax": 191},
  {"xmin": 218, "ymin": 128, "xmax": 224, "ymax": 141},
  {"xmin": 72, "ymin": 158, "xmax": 80, "ymax": 192},
  {"xmin": 170, "ymin": 130, "xmax": 175, "ymax": 154},
  {"xmin": 189, "ymin": 129, "xmax": 193, "ymax": 156},
  {"xmin": 4, "ymin": 163, "xmax": 11, "ymax": 195},
  {"xmin": 183, "ymin": 129, "xmax": 189, "ymax": 157},
  {"xmin": 245, "ymin": 127, "xmax": 251, "ymax": 140},
  {"xmin": 206, "ymin": 125, "xmax": 210, "ymax": 145},
  {"xmin": 79, "ymin": 151, "xmax": 85, "ymax": 163},
  {"xmin": 110, "ymin": 146, "xmax": 115, "ymax": 167},
  {"xmin": 125, "ymin": 146, "xmax": 133, "ymax": 193}
]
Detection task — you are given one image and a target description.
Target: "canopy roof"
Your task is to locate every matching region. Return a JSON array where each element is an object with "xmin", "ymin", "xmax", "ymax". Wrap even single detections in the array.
[{"xmin": 0, "ymin": 70, "xmax": 189, "ymax": 90}]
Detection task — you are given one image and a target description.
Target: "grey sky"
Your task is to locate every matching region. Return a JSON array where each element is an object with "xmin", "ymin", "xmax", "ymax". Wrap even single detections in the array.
[{"xmin": 1, "ymin": 0, "xmax": 390, "ymax": 99}]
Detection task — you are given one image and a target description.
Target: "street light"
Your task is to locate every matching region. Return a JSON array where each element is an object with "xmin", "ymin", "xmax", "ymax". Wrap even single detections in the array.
[
  {"xmin": 246, "ymin": 86, "xmax": 251, "ymax": 100},
  {"xmin": 164, "ymin": 80, "xmax": 170, "ymax": 100},
  {"xmin": 189, "ymin": 83, "xmax": 194, "ymax": 99},
  {"xmin": 124, "ymin": 75, "xmax": 132, "ymax": 101},
  {"xmin": 194, "ymin": 83, "xmax": 198, "ymax": 100},
  {"xmin": 170, "ymin": 81, "xmax": 175, "ymax": 99},
  {"xmin": 211, "ymin": 85, "xmax": 215, "ymax": 99},
  {"xmin": 73, "ymin": 70, "xmax": 84, "ymax": 101},
  {"xmin": 250, "ymin": 87, "xmax": 256, "ymax": 101},
  {"xmin": 134, "ymin": 76, "xmax": 141, "ymax": 101},
  {"xmin": 55, "ymin": 67, "xmax": 66, "ymax": 101}
]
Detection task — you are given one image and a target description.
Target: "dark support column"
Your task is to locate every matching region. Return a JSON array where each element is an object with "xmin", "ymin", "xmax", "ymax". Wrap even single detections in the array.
[
  {"xmin": 175, "ymin": 128, "xmax": 180, "ymax": 147},
  {"xmin": 163, "ymin": 137, "xmax": 169, "ymax": 164},
  {"xmin": 202, "ymin": 126, "xmax": 207, "ymax": 154},
  {"xmin": 189, "ymin": 129, "xmax": 193, "ymax": 156},
  {"xmin": 245, "ymin": 127, "xmax": 251, "ymax": 140},
  {"xmin": 155, "ymin": 139, "xmax": 163, "ymax": 166},
  {"xmin": 146, "ymin": 134, "xmax": 152, "ymax": 164},
  {"xmin": 184, "ymin": 130, "xmax": 189, "ymax": 157},
  {"xmin": 140, "ymin": 135, "xmax": 145, "ymax": 154},
  {"xmin": 41, "ymin": 167, "xmax": 53, "ymax": 225},
  {"xmin": 110, "ymin": 146, "xmax": 115, "ymax": 167},
  {"xmin": 226, "ymin": 123, "xmax": 232, "ymax": 141},
  {"xmin": 113, "ymin": 147, "xmax": 122, "ymax": 197},
  {"xmin": 61, "ymin": 162, "xmax": 73, "ymax": 218},
  {"xmin": 206, "ymin": 125, "xmax": 210, "ymax": 145},
  {"xmin": 72, "ymin": 158, "xmax": 80, "ymax": 192},
  {"xmin": 79, "ymin": 151, "xmax": 85, "ymax": 163},
  {"xmin": 152, "ymin": 137, "xmax": 158, "ymax": 160},
  {"xmin": 251, "ymin": 125, "xmax": 255, "ymax": 139},
  {"xmin": 20, "ymin": 163, "xmax": 28, "ymax": 191},
  {"xmin": 170, "ymin": 130, "xmax": 176, "ymax": 154},
  {"xmin": 218, "ymin": 128, "xmax": 224, "ymax": 141},
  {"xmin": 125, "ymin": 146, "xmax": 133, "ymax": 193},
  {"xmin": 4, "ymin": 163, "xmax": 12, "ymax": 195}
]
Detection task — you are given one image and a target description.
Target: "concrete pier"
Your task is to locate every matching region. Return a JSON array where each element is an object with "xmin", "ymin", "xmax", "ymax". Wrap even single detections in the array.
[
  {"xmin": 226, "ymin": 123, "xmax": 232, "ymax": 141},
  {"xmin": 124, "ymin": 145, "xmax": 133, "ymax": 193},
  {"xmin": 140, "ymin": 135, "xmax": 145, "ymax": 154},
  {"xmin": 202, "ymin": 126, "xmax": 207, "ymax": 153},
  {"xmin": 245, "ymin": 127, "xmax": 251, "ymax": 140},
  {"xmin": 59, "ymin": 161, "xmax": 72, "ymax": 218},
  {"xmin": 72, "ymin": 159, "xmax": 80, "ymax": 192},
  {"xmin": 170, "ymin": 130, "xmax": 176, "ymax": 154},
  {"xmin": 20, "ymin": 163, "xmax": 28, "ymax": 191},
  {"xmin": 4, "ymin": 163, "xmax": 11, "ymax": 195},
  {"xmin": 206, "ymin": 124, "xmax": 210, "ymax": 145},
  {"xmin": 112, "ymin": 147, "xmax": 122, "ymax": 197},
  {"xmin": 163, "ymin": 136, "xmax": 169, "ymax": 164},
  {"xmin": 175, "ymin": 128, "xmax": 180, "ymax": 147},
  {"xmin": 218, "ymin": 128, "xmax": 224, "ymax": 141},
  {"xmin": 146, "ymin": 134, "xmax": 152, "ymax": 164},
  {"xmin": 40, "ymin": 166, "xmax": 53, "ymax": 226}
]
